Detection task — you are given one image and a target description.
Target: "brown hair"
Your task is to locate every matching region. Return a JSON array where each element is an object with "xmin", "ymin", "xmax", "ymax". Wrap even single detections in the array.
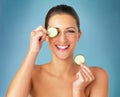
[{"xmin": 45, "ymin": 4, "xmax": 80, "ymax": 31}]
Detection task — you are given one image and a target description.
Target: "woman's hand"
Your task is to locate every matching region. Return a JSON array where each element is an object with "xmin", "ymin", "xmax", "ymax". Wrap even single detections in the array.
[
  {"xmin": 73, "ymin": 63, "xmax": 95, "ymax": 97},
  {"xmin": 29, "ymin": 26, "xmax": 48, "ymax": 54}
]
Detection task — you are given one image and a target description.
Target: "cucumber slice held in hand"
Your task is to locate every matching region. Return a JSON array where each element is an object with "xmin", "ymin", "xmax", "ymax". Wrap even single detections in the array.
[
  {"xmin": 74, "ymin": 54, "xmax": 85, "ymax": 65},
  {"xmin": 48, "ymin": 27, "xmax": 58, "ymax": 38}
]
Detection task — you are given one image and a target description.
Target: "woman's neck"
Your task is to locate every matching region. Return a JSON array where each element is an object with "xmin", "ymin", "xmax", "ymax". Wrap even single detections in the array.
[{"xmin": 48, "ymin": 56, "xmax": 77, "ymax": 78}]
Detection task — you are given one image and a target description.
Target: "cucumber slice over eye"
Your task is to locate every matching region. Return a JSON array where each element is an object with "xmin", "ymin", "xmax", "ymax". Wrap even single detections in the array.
[
  {"xmin": 48, "ymin": 27, "xmax": 58, "ymax": 38},
  {"xmin": 74, "ymin": 54, "xmax": 85, "ymax": 65}
]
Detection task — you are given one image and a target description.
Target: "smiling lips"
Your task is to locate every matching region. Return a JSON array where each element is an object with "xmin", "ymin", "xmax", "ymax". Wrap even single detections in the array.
[{"xmin": 55, "ymin": 45, "xmax": 70, "ymax": 51}]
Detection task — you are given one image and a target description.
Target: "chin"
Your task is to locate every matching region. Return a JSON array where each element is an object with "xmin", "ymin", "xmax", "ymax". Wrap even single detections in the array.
[
  {"xmin": 54, "ymin": 52, "xmax": 73, "ymax": 60},
  {"xmin": 51, "ymin": 44, "xmax": 74, "ymax": 60}
]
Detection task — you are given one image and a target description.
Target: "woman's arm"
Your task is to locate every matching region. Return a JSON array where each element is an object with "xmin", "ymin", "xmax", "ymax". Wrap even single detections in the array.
[
  {"xmin": 6, "ymin": 51, "xmax": 37, "ymax": 97},
  {"xmin": 6, "ymin": 26, "xmax": 48, "ymax": 97},
  {"xmin": 90, "ymin": 67, "xmax": 108, "ymax": 97}
]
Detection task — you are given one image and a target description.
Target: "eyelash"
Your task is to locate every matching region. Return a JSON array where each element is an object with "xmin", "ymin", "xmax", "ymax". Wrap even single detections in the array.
[
  {"xmin": 56, "ymin": 29, "xmax": 76, "ymax": 34},
  {"xmin": 67, "ymin": 30, "xmax": 75, "ymax": 33}
]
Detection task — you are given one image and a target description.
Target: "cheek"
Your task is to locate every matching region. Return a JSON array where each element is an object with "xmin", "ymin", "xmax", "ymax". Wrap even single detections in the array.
[
  {"xmin": 69, "ymin": 35, "xmax": 79, "ymax": 42},
  {"xmin": 47, "ymin": 38, "xmax": 56, "ymax": 47},
  {"xmin": 70, "ymin": 35, "xmax": 80, "ymax": 47},
  {"xmin": 69, "ymin": 38, "xmax": 78, "ymax": 48}
]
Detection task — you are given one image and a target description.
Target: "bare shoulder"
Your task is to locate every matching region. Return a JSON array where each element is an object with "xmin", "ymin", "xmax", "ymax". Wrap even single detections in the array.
[
  {"xmin": 89, "ymin": 66, "xmax": 109, "ymax": 97},
  {"xmin": 29, "ymin": 64, "xmax": 49, "ymax": 96},
  {"xmin": 90, "ymin": 66, "xmax": 108, "ymax": 80},
  {"xmin": 32, "ymin": 64, "xmax": 48, "ymax": 75}
]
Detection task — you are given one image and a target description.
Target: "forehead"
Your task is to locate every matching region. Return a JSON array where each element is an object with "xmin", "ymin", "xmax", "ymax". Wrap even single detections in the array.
[{"xmin": 48, "ymin": 14, "xmax": 77, "ymax": 27}]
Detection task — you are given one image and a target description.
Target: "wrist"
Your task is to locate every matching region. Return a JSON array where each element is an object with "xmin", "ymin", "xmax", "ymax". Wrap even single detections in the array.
[
  {"xmin": 28, "ymin": 49, "xmax": 39, "ymax": 56},
  {"xmin": 73, "ymin": 88, "xmax": 85, "ymax": 97}
]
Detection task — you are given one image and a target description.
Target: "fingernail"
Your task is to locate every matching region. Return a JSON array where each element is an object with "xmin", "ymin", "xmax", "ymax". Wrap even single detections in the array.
[{"xmin": 80, "ymin": 63, "xmax": 84, "ymax": 67}]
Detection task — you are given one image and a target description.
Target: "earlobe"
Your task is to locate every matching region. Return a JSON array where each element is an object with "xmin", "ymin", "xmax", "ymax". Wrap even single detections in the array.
[{"xmin": 77, "ymin": 30, "xmax": 82, "ymax": 41}]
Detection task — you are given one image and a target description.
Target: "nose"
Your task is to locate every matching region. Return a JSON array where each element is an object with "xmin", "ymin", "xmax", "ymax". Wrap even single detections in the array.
[{"xmin": 58, "ymin": 31, "xmax": 67, "ymax": 43}]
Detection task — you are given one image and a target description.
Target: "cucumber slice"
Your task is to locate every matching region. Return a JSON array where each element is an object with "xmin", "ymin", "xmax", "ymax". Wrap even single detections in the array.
[
  {"xmin": 74, "ymin": 54, "xmax": 85, "ymax": 64},
  {"xmin": 48, "ymin": 27, "xmax": 58, "ymax": 38}
]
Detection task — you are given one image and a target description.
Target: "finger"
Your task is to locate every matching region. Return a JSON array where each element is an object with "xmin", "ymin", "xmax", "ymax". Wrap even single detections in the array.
[
  {"xmin": 35, "ymin": 26, "xmax": 48, "ymax": 35},
  {"xmin": 32, "ymin": 28, "xmax": 47, "ymax": 41},
  {"xmin": 32, "ymin": 30, "xmax": 43, "ymax": 40},
  {"xmin": 81, "ymin": 68, "xmax": 94, "ymax": 81},
  {"xmin": 76, "ymin": 70, "xmax": 86, "ymax": 82},
  {"xmin": 79, "ymin": 63, "xmax": 92, "ymax": 80},
  {"xmin": 34, "ymin": 25, "xmax": 43, "ymax": 31},
  {"xmin": 40, "ymin": 32, "xmax": 47, "ymax": 42},
  {"xmin": 80, "ymin": 69, "xmax": 89, "ymax": 81},
  {"xmin": 40, "ymin": 26, "xmax": 48, "ymax": 35},
  {"xmin": 81, "ymin": 65, "xmax": 95, "ymax": 80},
  {"xmin": 39, "ymin": 27, "xmax": 48, "ymax": 41},
  {"xmin": 79, "ymin": 63, "xmax": 85, "ymax": 66}
]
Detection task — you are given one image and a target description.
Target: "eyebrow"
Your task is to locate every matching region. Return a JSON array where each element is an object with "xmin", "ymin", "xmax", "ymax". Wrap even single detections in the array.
[
  {"xmin": 66, "ymin": 27, "xmax": 76, "ymax": 29},
  {"xmin": 54, "ymin": 27, "xmax": 76, "ymax": 30}
]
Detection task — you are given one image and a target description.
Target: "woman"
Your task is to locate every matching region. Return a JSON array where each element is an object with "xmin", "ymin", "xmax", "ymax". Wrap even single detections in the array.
[{"xmin": 6, "ymin": 4, "xmax": 108, "ymax": 97}]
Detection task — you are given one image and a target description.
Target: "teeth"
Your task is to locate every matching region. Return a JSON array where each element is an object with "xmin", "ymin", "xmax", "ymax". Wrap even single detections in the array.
[{"xmin": 57, "ymin": 45, "xmax": 68, "ymax": 49}]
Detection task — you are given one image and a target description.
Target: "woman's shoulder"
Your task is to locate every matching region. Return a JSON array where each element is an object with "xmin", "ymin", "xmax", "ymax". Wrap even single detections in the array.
[
  {"xmin": 87, "ymin": 66, "xmax": 109, "ymax": 96},
  {"xmin": 88, "ymin": 66, "xmax": 108, "ymax": 95},
  {"xmin": 89, "ymin": 66, "xmax": 108, "ymax": 79},
  {"xmin": 32, "ymin": 64, "xmax": 49, "ymax": 76}
]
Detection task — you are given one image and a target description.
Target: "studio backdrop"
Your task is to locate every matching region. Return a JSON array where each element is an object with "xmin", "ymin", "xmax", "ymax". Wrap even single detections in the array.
[{"xmin": 0, "ymin": 0, "xmax": 120, "ymax": 97}]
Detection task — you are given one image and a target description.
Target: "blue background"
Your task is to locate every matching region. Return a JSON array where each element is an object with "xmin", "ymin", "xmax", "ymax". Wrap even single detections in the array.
[{"xmin": 0, "ymin": 0, "xmax": 120, "ymax": 97}]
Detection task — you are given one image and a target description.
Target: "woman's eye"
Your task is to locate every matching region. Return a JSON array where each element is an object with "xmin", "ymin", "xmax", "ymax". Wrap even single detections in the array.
[{"xmin": 67, "ymin": 30, "xmax": 75, "ymax": 33}]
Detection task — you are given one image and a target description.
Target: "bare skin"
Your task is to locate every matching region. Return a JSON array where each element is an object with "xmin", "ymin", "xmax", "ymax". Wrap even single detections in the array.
[
  {"xmin": 30, "ymin": 64, "xmax": 108, "ymax": 97},
  {"xmin": 6, "ymin": 14, "xmax": 108, "ymax": 97}
]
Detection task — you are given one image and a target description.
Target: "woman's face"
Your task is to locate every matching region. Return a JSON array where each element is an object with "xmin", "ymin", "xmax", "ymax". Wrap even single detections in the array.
[{"xmin": 47, "ymin": 14, "xmax": 81, "ymax": 59}]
